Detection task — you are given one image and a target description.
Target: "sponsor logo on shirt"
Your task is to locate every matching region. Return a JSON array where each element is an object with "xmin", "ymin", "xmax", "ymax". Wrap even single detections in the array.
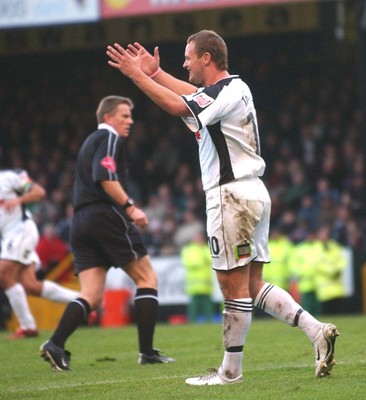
[
  {"xmin": 193, "ymin": 92, "xmax": 214, "ymax": 108},
  {"xmin": 100, "ymin": 157, "xmax": 116, "ymax": 173},
  {"xmin": 195, "ymin": 131, "xmax": 201, "ymax": 140}
]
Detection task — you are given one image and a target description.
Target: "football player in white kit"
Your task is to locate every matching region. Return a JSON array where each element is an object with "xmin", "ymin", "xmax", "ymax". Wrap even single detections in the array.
[
  {"xmin": 0, "ymin": 169, "xmax": 79, "ymax": 339},
  {"xmin": 107, "ymin": 30, "xmax": 339, "ymax": 383}
]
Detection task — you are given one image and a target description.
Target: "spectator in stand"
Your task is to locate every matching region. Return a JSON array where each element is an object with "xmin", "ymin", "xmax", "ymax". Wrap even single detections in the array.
[
  {"xmin": 33, "ymin": 187, "xmax": 66, "ymax": 227},
  {"xmin": 139, "ymin": 223, "xmax": 161, "ymax": 257},
  {"xmin": 36, "ymin": 223, "xmax": 69, "ymax": 275},
  {"xmin": 348, "ymin": 173, "xmax": 366, "ymax": 219},
  {"xmin": 281, "ymin": 164, "xmax": 311, "ymax": 209},
  {"xmin": 291, "ymin": 218, "xmax": 311, "ymax": 244},
  {"xmin": 297, "ymin": 194, "xmax": 318, "ymax": 231},
  {"xmin": 55, "ymin": 201, "xmax": 73, "ymax": 247},
  {"xmin": 298, "ymin": 123, "xmax": 318, "ymax": 171},
  {"xmin": 173, "ymin": 209, "xmax": 205, "ymax": 250},
  {"xmin": 312, "ymin": 177, "xmax": 340, "ymax": 227},
  {"xmin": 313, "ymin": 177, "xmax": 340, "ymax": 211},
  {"xmin": 331, "ymin": 204, "xmax": 360, "ymax": 248},
  {"xmin": 175, "ymin": 180, "xmax": 198, "ymax": 215},
  {"xmin": 277, "ymin": 209, "xmax": 298, "ymax": 240},
  {"xmin": 150, "ymin": 136, "xmax": 180, "ymax": 182},
  {"xmin": 159, "ymin": 214, "xmax": 179, "ymax": 256},
  {"xmin": 173, "ymin": 163, "xmax": 193, "ymax": 191}
]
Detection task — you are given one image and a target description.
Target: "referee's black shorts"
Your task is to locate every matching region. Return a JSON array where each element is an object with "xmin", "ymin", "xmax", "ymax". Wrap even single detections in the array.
[{"xmin": 70, "ymin": 202, "xmax": 148, "ymax": 275}]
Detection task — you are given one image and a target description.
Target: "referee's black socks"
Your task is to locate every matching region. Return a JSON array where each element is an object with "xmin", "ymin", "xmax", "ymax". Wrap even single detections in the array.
[
  {"xmin": 134, "ymin": 288, "xmax": 158, "ymax": 355},
  {"xmin": 51, "ymin": 298, "xmax": 91, "ymax": 348}
]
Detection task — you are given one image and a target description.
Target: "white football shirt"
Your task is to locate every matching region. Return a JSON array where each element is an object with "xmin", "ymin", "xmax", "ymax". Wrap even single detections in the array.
[
  {"xmin": 0, "ymin": 169, "xmax": 33, "ymax": 234},
  {"xmin": 181, "ymin": 76, "xmax": 266, "ymax": 191}
]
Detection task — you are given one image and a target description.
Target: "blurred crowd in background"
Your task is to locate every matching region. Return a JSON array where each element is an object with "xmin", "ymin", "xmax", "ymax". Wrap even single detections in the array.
[{"xmin": 0, "ymin": 32, "xmax": 364, "ymax": 275}]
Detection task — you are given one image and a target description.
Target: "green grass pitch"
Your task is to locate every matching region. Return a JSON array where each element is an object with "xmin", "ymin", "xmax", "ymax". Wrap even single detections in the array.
[{"xmin": 0, "ymin": 314, "xmax": 365, "ymax": 400}]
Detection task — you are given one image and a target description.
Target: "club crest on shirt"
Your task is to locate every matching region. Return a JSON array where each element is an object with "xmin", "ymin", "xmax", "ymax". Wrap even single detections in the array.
[
  {"xmin": 193, "ymin": 92, "xmax": 214, "ymax": 108},
  {"xmin": 100, "ymin": 157, "xmax": 116, "ymax": 173}
]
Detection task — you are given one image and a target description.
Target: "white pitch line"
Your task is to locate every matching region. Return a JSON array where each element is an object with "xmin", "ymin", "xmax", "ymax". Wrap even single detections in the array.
[{"xmin": 5, "ymin": 359, "xmax": 366, "ymax": 394}]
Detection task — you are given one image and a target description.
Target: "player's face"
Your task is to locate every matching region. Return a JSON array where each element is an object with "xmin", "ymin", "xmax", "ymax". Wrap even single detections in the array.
[
  {"xmin": 106, "ymin": 104, "xmax": 133, "ymax": 137},
  {"xmin": 183, "ymin": 42, "xmax": 205, "ymax": 85}
]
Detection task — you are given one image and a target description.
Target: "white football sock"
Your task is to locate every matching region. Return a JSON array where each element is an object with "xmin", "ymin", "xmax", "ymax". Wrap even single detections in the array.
[
  {"xmin": 221, "ymin": 298, "xmax": 253, "ymax": 378},
  {"xmin": 5, "ymin": 283, "xmax": 37, "ymax": 330},
  {"xmin": 297, "ymin": 310, "xmax": 323, "ymax": 341},
  {"xmin": 254, "ymin": 283, "xmax": 321, "ymax": 340},
  {"xmin": 41, "ymin": 280, "xmax": 79, "ymax": 303},
  {"xmin": 220, "ymin": 351, "xmax": 243, "ymax": 379}
]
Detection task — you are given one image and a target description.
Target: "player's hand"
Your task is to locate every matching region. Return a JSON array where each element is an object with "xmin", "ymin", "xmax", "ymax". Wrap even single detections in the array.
[
  {"xmin": 1, "ymin": 198, "xmax": 20, "ymax": 211},
  {"xmin": 126, "ymin": 42, "xmax": 160, "ymax": 77},
  {"xmin": 107, "ymin": 43, "xmax": 144, "ymax": 79},
  {"xmin": 127, "ymin": 206, "xmax": 148, "ymax": 227}
]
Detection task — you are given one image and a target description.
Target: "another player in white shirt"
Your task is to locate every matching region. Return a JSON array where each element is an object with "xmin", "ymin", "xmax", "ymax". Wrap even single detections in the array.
[
  {"xmin": 0, "ymin": 169, "xmax": 79, "ymax": 339},
  {"xmin": 108, "ymin": 29, "xmax": 339, "ymax": 383}
]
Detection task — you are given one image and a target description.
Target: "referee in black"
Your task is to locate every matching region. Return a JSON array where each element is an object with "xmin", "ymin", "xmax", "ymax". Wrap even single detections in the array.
[{"xmin": 40, "ymin": 95, "xmax": 175, "ymax": 371}]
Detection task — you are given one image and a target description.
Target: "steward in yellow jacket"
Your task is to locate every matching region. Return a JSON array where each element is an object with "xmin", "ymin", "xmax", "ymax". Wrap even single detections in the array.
[
  {"xmin": 181, "ymin": 231, "xmax": 214, "ymax": 322},
  {"xmin": 291, "ymin": 231, "xmax": 321, "ymax": 315},
  {"xmin": 263, "ymin": 227, "xmax": 293, "ymax": 292},
  {"xmin": 313, "ymin": 226, "xmax": 347, "ymax": 315}
]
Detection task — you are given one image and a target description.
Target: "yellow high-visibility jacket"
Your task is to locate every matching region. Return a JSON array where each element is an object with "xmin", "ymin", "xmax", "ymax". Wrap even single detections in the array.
[
  {"xmin": 312, "ymin": 239, "xmax": 347, "ymax": 302},
  {"xmin": 291, "ymin": 240, "xmax": 319, "ymax": 293},
  {"xmin": 181, "ymin": 242, "xmax": 213, "ymax": 296},
  {"xmin": 264, "ymin": 235, "xmax": 293, "ymax": 291}
]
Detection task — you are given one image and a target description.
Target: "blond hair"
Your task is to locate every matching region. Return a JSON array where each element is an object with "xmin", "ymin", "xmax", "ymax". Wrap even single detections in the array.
[{"xmin": 96, "ymin": 95, "xmax": 134, "ymax": 124}]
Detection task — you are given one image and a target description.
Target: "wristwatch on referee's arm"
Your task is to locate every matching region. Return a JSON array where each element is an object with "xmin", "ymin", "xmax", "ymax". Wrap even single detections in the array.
[{"xmin": 122, "ymin": 198, "xmax": 135, "ymax": 209}]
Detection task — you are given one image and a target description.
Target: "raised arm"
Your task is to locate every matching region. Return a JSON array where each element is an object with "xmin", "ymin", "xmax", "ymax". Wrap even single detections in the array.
[
  {"xmin": 127, "ymin": 42, "xmax": 197, "ymax": 96},
  {"xmin": 107, "ymin": 43, "xmax": 191, "ymax": 118}
]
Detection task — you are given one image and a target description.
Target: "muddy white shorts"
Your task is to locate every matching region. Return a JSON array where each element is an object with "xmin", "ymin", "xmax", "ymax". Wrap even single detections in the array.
[
  {"xmin": 0, "ymin": 218, "xmax": 39, "ymax": 265},
  {"xmin": 205, "ymin": 177, "xmax": 271, "ymax": 271}
]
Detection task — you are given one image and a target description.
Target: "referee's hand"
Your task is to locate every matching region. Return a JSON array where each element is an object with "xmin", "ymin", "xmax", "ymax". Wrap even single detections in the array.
[{"xmin": 126, "ymin": 206, "xmax": 148, "ymax": 227}]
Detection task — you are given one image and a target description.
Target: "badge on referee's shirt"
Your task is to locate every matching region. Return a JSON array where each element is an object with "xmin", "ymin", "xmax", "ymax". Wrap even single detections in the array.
[
  {"xmin": 234, "ymin": 242, "xmax": 251, "ymax": 260},
  {"xmin": 100, "ymin": 156, "xmax": 116, "ymax": 173}
]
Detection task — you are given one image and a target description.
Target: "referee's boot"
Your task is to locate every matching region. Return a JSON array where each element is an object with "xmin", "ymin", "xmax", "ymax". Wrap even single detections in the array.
[
  {"xmin": 40, "ymin": 339, "xmax": 72, "ymax": 371},
  {"xmin": 138, "ymin": 348, "xmax": 175, "ymax": 365}
]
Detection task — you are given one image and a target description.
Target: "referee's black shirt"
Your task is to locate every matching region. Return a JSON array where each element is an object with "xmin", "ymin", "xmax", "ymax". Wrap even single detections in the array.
[{"xmin": 72, "ymin": 128, "xmax": 128, "ymax": 212}]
